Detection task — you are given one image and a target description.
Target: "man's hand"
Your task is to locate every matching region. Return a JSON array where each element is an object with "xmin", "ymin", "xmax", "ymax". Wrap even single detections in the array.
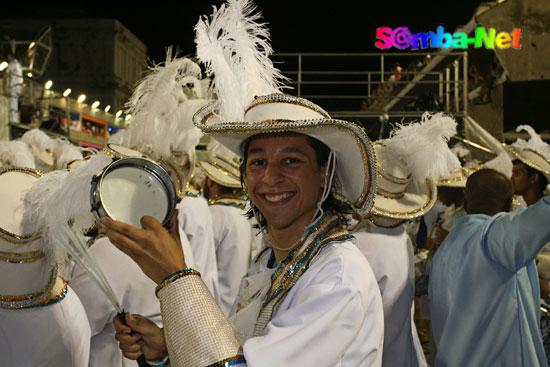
[
  {"xmin": 101, "ymin": 212, "xmax": 186, "ymax": 284},
  {"xmin": 113, "ymin": 313, "xmax": 167, "ymax": 362}
]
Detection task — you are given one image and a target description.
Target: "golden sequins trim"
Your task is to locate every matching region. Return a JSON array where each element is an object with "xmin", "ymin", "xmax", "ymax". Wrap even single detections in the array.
[
  {"xmin": 0, "ymin": 266, "xmax": 58, "ymax": 309},
  {"xmin": 245, "ymin": 94, "xmax": 331, "ymax": 119},
  {"xmin": 155, "ymin": 269, "xmax": 201, "ymax": 297},
  {"xmin": 0, "ymin": 249, "xmax": 45, "ymax": 263}
]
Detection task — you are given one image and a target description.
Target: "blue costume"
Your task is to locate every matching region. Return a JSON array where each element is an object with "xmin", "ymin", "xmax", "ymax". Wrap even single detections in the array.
[{"xmin": 429, "ymin": 196, "xmax": 550, "ymax": 366}]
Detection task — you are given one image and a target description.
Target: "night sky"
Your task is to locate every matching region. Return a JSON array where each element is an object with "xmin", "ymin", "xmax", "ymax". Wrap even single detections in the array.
[{"xmin": 6, "ymin": 0, "xmax": 482, "ymax": 63}]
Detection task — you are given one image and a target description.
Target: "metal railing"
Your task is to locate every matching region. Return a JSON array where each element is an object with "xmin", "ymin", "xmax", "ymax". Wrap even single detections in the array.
[{"xmin": 271, "ymin": 52, "xmax": 469, "ymax": 122}]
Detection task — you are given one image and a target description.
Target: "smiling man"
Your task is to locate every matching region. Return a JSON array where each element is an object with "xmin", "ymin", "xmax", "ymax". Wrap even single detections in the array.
[{"xmin": 103, "ymin": 93, "xmax": 384, "ymax": 366}]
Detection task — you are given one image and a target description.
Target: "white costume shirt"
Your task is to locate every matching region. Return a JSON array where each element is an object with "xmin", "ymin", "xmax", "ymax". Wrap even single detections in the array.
[
  {"xmin": 0, "ymin": 286, "xmax": 91, "ymax": 367},
  {"xmin": 177, "ymin": 196, "xmax": 219, "ymax": 300},
  {"xmin": 354, "ymin": 225, "xmax": 427, "ymax": 367},
  {"xmin": 209, "ymin": 203, "xmax": 252, "ymax": 316},
  {"xmin": 232, "ymin": 241, "xmax": 384, "ymax": 366},
  {"xmin": 68, "ymin": 233, "xmax": 195, "ymax": 367}
]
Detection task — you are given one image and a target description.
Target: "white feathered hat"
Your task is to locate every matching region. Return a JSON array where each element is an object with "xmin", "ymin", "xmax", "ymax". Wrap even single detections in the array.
[
  {"xmin": 368, "ymin": 112, "xmax": 461, "ymax": 227},
  {"xmin": 193, "ymin": 0, "xmax": 377, "ymax": 217},
  {"xmin": 0, "ymin": 167, "xmax": 68, "ymax": 310},
  {"xmin": 20, "ymin": 128, "xmax": 84, "ymax": 171},
  {"xmin": 508, "ymin": 125, "xmax": 550, "ymax": 182}
]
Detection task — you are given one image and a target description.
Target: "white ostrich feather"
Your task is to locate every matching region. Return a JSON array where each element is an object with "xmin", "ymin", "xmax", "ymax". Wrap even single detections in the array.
[
  {"xmin": 125, "ymin": 48, "xmax": 206, "ymax": 159},
  {"xmin": 512, "ymin": 125, "xmax": 550, "ymax": 159},
  {"xmin": 52, "ymin": 138, "xmax": 85, "ymax": 170},
  {"xmin": 21, "ymin": 129, "xmax": 57, "ymax": 152},
  {"xmin": 384, "ymin": 112, "xmax": 461, "ymax": 184},
  {"xmin": 0, "ymin": 140, "xmax": 36, "ymax": 168},
  {"xmin": 24, "ymin": 152, "xmax": 112, "ymax": 263},
  {"xmin": 195, "ymin": 0, "xmax": 288, "ymax": 121},
  {"xmin": 451, "ymin": 142, "xmax": 470, "ymax": 159},
  {"xmin": 108, "ymin": 129, "xmax": 129, "ymax": 146},
  {"xmin": 484, "ymin": 151, "xmax": 513, "ymax": 179}
]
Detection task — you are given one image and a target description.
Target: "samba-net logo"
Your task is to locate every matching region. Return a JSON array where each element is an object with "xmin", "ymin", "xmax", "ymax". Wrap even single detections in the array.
[{"xmin": 375, "ymin": 26, "xmax": 522, "ymax": 50}]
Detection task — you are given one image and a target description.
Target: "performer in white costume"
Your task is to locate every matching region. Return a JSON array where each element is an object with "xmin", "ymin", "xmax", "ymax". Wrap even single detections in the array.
[
  {"xmin": 103, "ymin": 1, "xmax": 383, "ymax": 365},
  {"xmin": 62, "ymin": 52, "xmax": 218, "ymax": 367},
  {"xmin": 199, "ymin": 138, "xmax": 252, "ymax": 316},
  {"xmin": 0, "ymin": 166, "xmax": 91, "ymax": 367},
  {"xmin": 7, "ymin": 49, "xmax": 23, "ymax": 123},
  {"xmin": 352, "ymin": 113, "xmax": 460, "ymax": 367}
]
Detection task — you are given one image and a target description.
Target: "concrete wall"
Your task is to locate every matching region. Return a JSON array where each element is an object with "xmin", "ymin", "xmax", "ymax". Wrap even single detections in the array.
[{"xmin": 477, "ymin": 0, "xmax": 550, "ymax": 81}]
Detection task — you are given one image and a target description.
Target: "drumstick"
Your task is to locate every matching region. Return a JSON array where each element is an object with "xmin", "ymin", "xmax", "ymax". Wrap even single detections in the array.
[{"xmin": 56, "ymin": 225, "xmax": 151, "ymax": 367}]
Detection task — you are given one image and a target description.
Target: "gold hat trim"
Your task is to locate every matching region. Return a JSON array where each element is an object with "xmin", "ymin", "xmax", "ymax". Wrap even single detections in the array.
[
  {"xmin": 376, "ymin": 186, "xmax": 406, "ymax": 200},
  {"xmin": 0, "ymin": 249, "xmax": 45, "ymax": 263},
  {"xmin": 244, "ymin": 94, "xmax": 331, "ymax": 119},
  {"xmin": 0, "ymin": 266, "xmax": 63, "ymax": 309},
  {"xmin": 199, "ymin": 162, "xmax": 241, "ymax": 189},
  {"xmin": 372, "ymin": 178, "xmax": 435, "ymax": 217},
  {"xmin": 510, "ymin": 147, "xmax": 550, "ymax": 175},
  {"xmin": 158, "ymin": 157, "xmax": 184, "ymax": 199}
]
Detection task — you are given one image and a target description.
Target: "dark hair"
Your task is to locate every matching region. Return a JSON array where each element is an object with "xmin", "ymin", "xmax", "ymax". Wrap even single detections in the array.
[
  {"xmin": 513, "ymin": 159, "xmax": 549, "ymax": 193},
  {"xmin": 240, "ymin": 133, "xmax": 353, "ymax": 229}
]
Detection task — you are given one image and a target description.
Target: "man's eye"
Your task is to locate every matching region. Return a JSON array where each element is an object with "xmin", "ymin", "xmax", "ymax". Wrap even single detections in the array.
[
  {"xmin": 249, "ymin": 159, "xmax": 266, "ymax": 167},
  {"xmin": 283, "ymin": 157, "xmax": 301, "ymax": 164}
]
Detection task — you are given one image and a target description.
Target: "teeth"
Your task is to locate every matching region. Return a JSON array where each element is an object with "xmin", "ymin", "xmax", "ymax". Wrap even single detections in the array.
[{"xmin": 264, "ymin": 192, "xmax": 293, "ymax": 202}]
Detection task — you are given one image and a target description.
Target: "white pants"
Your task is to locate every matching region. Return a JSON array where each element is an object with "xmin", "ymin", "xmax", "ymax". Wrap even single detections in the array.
[{"xmin": 8, "ymin": 86, "xmax": 21, "ymax": 123}]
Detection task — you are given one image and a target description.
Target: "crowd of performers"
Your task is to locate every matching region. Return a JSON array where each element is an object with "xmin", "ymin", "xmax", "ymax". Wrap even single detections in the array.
[{"xmin": 1, "ymin": 1, "xmax": 550, "ymax": 366}]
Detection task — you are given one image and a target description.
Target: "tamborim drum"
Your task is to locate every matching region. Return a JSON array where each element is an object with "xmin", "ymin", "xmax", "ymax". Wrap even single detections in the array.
[{"xmin": 90, "ymin": 157, "xmax": 177, "ymax": 228}]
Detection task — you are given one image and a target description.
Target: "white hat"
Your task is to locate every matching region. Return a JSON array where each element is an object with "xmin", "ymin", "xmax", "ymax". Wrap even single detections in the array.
[
  {"xmin": 198, "ymin": 138, "xmax": 242, "ymax": 188},
  {"xmin": 0, "ymin": 140, "xmax": 36, "ymax": 169},
  {"xmin": 21, "ymin": 129, "xmax": 84, "ymax": 171},
  {"xmin": 195, "ymin": 95, "xmax": 377, "ymax": 217},
  {"xmin": 0, "ymin": 167, "xmax": 67, "ymax": 309},
  {"xmin": 368, "ymin": 112, "xmax": 461, "ymax": 227},
  {"xmin": 508, "ymin": 125, "xmax": 550, "ymax": 182},
  {"xmin": 193, "ymin": 2, "xmax": 376, "ymax": 216}
]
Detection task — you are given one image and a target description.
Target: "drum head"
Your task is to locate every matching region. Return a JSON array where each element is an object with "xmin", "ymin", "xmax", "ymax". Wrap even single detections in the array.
[{"xmin": 92, "ymin": 157, "xmax": 177, "ymax": 228}]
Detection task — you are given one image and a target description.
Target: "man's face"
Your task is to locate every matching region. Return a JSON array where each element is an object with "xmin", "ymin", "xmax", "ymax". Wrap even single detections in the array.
[
  {"xmin": 511, "ymin": 162, "xmax": 531, "ymax": 195},
  {"xmin": 244, "ymin": 133, "xmax": 325, "ymax": 233}
]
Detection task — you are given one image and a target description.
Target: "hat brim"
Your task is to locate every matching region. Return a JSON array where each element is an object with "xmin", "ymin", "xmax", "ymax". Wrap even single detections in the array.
[
  {"xmin": 371, "ymin": 178, "xmax": 437, "ymax": 221},
  {"xmin": 198, "ymin": 161, "xmax": 241, "ymax": 188},
  {"xmin": 509, "ymin": 146, "xmax": 550, "ymax": 182},
  {"xmin": 194, "ymin": 102, "xmax": 377, "ymax": 217}
]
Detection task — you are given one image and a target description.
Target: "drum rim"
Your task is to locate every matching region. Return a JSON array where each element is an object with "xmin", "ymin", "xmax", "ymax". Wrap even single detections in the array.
[{"xmin": 90, "ymin": 157, "xmax": 177, "ymax": 227}]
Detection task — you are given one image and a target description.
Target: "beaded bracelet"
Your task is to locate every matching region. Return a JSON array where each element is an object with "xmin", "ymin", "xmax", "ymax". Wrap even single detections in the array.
[
  {"xmin": 155, "ymin": 268, "xmax": 201, "ymax": 296},
  {"xmin": 147, "ymin": 357, "xmax": 170, "ymax": 367}
]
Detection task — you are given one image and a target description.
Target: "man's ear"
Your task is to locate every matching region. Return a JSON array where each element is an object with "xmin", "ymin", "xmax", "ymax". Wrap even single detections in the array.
[
  {"xmin": 530, "ymin": 172, "xmax": 540, "ymax": 185},
  {"xmin": 320, "ymin": 164, "xmax": 328, "ymax": 189}
]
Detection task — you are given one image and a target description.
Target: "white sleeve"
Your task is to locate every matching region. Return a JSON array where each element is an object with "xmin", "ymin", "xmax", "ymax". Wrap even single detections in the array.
[{"xmin": 177, "ymin": 198, "xmax": 219, "ymax": 300}]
